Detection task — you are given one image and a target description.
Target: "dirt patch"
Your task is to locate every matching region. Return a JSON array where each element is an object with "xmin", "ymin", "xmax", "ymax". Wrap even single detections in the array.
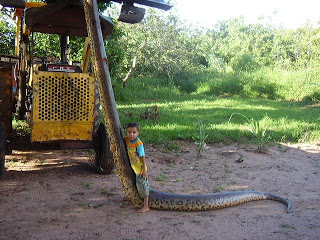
[{"xmin": 1, "ymin": 141, "xmax": 320, "ymax": 240}]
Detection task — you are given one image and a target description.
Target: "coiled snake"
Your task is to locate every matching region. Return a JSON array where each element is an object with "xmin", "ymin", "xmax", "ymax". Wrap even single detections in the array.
[{"xmin": 83, "ymin": 0, "xmax": 291, "ymax": 213}]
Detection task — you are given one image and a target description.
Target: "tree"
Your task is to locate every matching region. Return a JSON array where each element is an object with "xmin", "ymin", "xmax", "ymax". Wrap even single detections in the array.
[{"xmin": 0, "ymin": 11, "xmax": 15, "ymax": 55}]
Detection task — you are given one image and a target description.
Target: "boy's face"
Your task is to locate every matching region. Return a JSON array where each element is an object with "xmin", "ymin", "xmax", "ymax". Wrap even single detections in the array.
[{"xmin": 126, "ymin": 127, "xmax": 139, "ymax": 141}]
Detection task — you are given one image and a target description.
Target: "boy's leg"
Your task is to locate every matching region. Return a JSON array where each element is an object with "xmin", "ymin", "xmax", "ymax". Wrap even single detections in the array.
[
  {"xmin": 136, "ymin": 175, "xmax": 150, "ymax": 213},
  {"xmin": 137, "ymin": 197, "xmax": 149, "ymax": 213}
]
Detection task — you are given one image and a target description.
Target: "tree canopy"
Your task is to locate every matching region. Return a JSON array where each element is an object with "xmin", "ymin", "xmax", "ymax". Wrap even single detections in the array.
[{"xmin": 1, "ymin": 4, "xmax": 320, "ymax": 84}]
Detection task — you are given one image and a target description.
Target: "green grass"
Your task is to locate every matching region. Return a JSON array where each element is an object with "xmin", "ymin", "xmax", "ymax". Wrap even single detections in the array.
[
  {"xmin": 113, "ymin": 76, "xmax": 181, "ymax": 102},
  {"xmin": 155, "ymin": 170, "xmax": 167, "ymax": 182},
  {"xmin": 195, "ymin": 120, "xmax": 208, "ymax": 157},
  {"xmin": 80, "ymin": 181, "xmax": 92, "ymax": 189},
  {"xmin": 190, "ymin": 67, "xmax": 320, "ymax": 102},
  {"xmin": 11, "ymin": 68, "xmax": 320, "ymax": 147},
  {"xmin": 240, "ymin": 68, "xmax": 320, "ymax": 101},
  {"xmin": 116, "ymin": 95, "xmax": 320, "ymax": 144},
  {"xmin": 111, "ymin": 68, "xmax": 319, "ymax": 146}
]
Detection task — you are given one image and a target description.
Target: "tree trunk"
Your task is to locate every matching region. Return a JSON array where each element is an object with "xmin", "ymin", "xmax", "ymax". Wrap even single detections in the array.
[{"xmin": 122, "ymin": 42, "xmax": 145, "ymax": 88}]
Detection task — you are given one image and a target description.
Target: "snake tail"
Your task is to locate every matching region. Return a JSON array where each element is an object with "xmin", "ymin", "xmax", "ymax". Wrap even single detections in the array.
[{"xmin": 149, "ymin": 190, "xmax": 292, "ymax": 212}]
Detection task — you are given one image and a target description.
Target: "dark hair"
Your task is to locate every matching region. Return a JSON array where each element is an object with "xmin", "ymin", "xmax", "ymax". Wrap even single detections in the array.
[{"xmin": 126, "ymin": 122, "xmax": 140, "ymax": 131}]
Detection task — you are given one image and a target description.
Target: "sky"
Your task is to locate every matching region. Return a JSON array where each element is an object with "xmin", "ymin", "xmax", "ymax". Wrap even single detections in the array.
[{"xmin": 172, "ymin": 0, "xmax": 320, "ymax": 29}]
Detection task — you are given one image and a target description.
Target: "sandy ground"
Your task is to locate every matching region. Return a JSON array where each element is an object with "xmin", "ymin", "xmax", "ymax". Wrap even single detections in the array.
[{"xmin": 0, "ymin": 141, "xmax": 319, "ymax": 240}]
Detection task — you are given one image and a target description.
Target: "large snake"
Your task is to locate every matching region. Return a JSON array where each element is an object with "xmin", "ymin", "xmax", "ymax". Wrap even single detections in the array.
[{"xmin": 83, "ymin": 0, "xmax": 291, "ymax": 213}]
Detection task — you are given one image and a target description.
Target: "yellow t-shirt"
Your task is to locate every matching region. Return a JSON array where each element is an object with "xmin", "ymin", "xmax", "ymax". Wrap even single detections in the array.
[{"xmin": 125, "ymin": 137, "xmax": 146, "ymax": 175}]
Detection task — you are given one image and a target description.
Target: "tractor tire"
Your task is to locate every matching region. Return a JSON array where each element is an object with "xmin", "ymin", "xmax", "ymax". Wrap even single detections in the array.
[
  {"xmin": 0, "ymin": 122, "xmax": 6, "ymax": 179},
  {"xmin": 93, "ymin": 83, "xmax": 114, "ymax": 174},
  {"xmin": 93, "ymin": 123, "xmax": 114, "ymax": 174},
  {"xmin": 16, "ymin": 71, "xmax": 27, "ymax": 120},
  {"xmin": 0, "ymin": 66, "xmax": 13, "ymax": 142}
]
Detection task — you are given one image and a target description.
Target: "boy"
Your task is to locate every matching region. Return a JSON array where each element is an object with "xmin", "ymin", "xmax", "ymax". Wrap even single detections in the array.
[{"xmin": 111, "ymin": 122, "xmax": 150, "ymax": 213}]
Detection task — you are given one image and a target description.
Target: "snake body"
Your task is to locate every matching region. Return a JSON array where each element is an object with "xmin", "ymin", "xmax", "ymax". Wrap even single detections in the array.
[
  {"xmin": 111, "ymin": 146, "xmax": 292, "ymax": 212},
  {"xmin": 149, "ymin": 190, "xmax": 291, "ymax": 212},
  {"xmin": 113, "ymin": 149, "xmax": 292, "ymax": 212},
  {"xmin": 83, "ymin": 0, "xmax": 291, "ymax": 213}
]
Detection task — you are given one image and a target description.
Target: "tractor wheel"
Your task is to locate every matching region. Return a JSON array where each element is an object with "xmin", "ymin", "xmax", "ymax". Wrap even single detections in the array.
[
  {"xmin": 93, "ymin": 83, "xmax": 114, "ymax": 174},
  {"xmin": 0, "ymin": 122, "xmax": 6, "ymax": 179},
  {"xmin": 0, "ymin": 66, "xmax": 13, "ymax": 142},
  {"xmin": 16, "ymin": 71, "xmax": 27, "ymax": 120},
  {"xmin": 0, "ymin": 66, "xmax": 13, "ymax": 156},
  {"xmin": 93, "ymin": 123, "xmax": 114, "ymax": 174}
]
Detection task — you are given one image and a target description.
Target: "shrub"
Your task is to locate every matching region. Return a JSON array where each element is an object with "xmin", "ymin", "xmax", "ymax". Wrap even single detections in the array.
[
  {"xmin": 196, "ymin": 73, "xmax": 243, "ymax": 97},
  {"xmin": 173, "ymin": 77, "xmax": 197, "ymax": 93},
  {"xmin": 230, "ymin": 53, "xmax": 260, "ymax": 72}
]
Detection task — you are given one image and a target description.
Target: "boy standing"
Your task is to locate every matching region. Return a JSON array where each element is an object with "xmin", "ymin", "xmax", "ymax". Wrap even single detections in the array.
[{"xmin": 111, "ymin": 122, "xmax": 150, "ymax": 213}]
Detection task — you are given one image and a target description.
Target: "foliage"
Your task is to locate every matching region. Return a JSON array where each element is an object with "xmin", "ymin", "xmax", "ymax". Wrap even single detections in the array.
[
  {"xmin": 117, "ymin": 93, "xmax": 320, "ymax": 144},
  {"xmin": 228, "ymin": 113, "xmax": 271, "ymax": 152},
  {"xmin": 230, "ymin": 53, "xmax": 259, "ymax": 72},
  {"xmin": 193, "ymin": 68, "xmax": 320, "ymax": 102},
  {"xmin": 105, "ymin": 20, "xmax": 127, "ymax": 79},
  {"xmin": 0, "ymin": 12, "xmax": 15, "ymax": 55},
  {"xmin": 2, "ymin": 2, "xmax": 320, "ymax": 147},
  {"xmin": 113, "ymin": 76, "xmax": 180, "ymax": 102},
  {"xmin": 0, "ymin": 2, "xmax": 110, "ymax": 62},
  {"xmin": 30, "ymin": 33, "xmax": 60, "ymax": 58},
  {"xmin": 2, "ymin": 4, "xmax": 320, "ymax": 89},
  {"xmin": 26, "ymin": 33, "xmax": 85, "ymax": 63},
  {"xmin": 12, "ymin": 119, "xmax": 30, "ymax": 137},
  {"xmin": 241, "ymin": 68, "xmax": 320, "ymax": 101},
  {"xmin": 108, "ymin": 9, "xmax": 208, "ymax": 84},
  {"xmin": 194, "ymin": 120, "xmax": 208, "ymax": 157},
  {"xmin": 205, "ymin": 18, "xmax": 275, "ymax": 70}
]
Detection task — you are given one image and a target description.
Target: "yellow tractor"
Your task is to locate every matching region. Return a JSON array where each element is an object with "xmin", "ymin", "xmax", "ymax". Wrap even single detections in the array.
[{"xmin": 0, "ymin": 0, "xmax": 172, "ymax": 178}]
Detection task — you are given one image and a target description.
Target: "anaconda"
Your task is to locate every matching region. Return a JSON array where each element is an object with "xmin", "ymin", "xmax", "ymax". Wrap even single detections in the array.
[{"xmin": 83, "ymin": 0, "xmax": 291, "ymax": 213}]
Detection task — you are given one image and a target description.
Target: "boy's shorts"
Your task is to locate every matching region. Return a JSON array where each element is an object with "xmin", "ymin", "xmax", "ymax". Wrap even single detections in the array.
[{"xmin": 136, "ymin": 174, "xmax": 150, "ymax": 199}]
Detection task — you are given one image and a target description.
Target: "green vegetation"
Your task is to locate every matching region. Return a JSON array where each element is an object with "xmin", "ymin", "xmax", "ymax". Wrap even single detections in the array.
[
  {"xmin": 80, "ymin": 181, "xmax": 92, "ymax": 189},
  {"xmin": 228, "ymin": 113, "xmax": 271, "ymax": 152},
  {"xmin": 195, "ymin": 120, "xmax": 208, "ymax": 157},
  {"xmin": 155, "ymin": 170, "xmax": 167, "ymax": 182},
  {"xmin": 1, "ymin": 5, "xmax": 319, "ymax": 146},
  {"xmin": 213, "ymin": 185, "xmax": 225, "ymax": 193},
  {"xmin": 12, "ymin": 119, "xmax": 30, "ymax": 137},
  {"xmin": 114, "ymin": 76, "xmax": 319, "ymax": 145},
  {"xmin": 100, "ymin": 188, "xmax": 109, "ymax": 195}
]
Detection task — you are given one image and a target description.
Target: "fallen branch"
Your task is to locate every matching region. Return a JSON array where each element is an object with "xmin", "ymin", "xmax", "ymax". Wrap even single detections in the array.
[{"xmin": 122, "ymin": 42, "xmax": 145, "ymax": 88}]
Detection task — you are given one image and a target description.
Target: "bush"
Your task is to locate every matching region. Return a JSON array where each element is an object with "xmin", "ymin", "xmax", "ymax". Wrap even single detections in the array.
[
  {"xmin": 196, "ymin": 73, "xmax": 243, "ymax": 97},
  {"xmin": 303, "ymin": 91, "xmax": 320, "ymax": 102},
  {"xmin": 230, "ymin": 53, "xmax": 260, "ymax": 72},
  {"xmin": 112, "ymin": 77, "xmax": 181, "ymax": 102},
  {"xmin": 173, "ymin": 78, "xmax": 197, "ymax": 93},
  {"xmin": 243, "ymin": 80, "xmax": 277, "ymax": 99},
  {"xmin": 241, "ymin": 71, "xmax": 278, "ymax": 99}
]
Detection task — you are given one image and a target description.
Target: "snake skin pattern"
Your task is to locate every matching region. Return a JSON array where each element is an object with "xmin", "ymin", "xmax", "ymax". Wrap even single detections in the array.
[
  {"xmin": 149, "ymin": 190, "xmax": 291, "ymax": 212},
  {"xmin": 83, "ymin": 0, "xmax": 292, "ymax": 212}
]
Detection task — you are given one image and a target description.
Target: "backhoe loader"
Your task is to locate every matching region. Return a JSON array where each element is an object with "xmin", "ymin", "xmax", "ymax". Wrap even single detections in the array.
[{"xmin": 0, "ymin": 0, "xmax": 171, "ymax": 178}]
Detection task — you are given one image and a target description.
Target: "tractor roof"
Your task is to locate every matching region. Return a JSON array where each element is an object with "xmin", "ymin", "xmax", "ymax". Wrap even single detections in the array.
[{"xmin": 24, "ymin": 1, "xmax": 113, "ymax": 37}]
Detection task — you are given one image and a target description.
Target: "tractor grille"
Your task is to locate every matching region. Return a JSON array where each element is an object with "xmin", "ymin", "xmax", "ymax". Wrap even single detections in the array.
[
  {"xmin": 35, "ymin": 73, "xmax": 93, "ymax": 122},
  {"xmin": 31, "ymin": 71, "xmax": 95, "ymax": 142}
]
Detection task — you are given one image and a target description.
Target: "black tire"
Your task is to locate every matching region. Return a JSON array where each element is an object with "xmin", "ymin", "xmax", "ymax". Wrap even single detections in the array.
[
  {"xmin": 0, "ymin": 122, "xmax": 6, "ymax": 179},
  {"xmin": 16, "ymin": 71, "xmax": 27, "ymax": 120},
  {"xmin": 93, "ymin": 123, "xmax": 114, "ymax": 174},
  {"xmin": 0, "ymin": 66, "xmax": 13, "ymax": 141}
]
